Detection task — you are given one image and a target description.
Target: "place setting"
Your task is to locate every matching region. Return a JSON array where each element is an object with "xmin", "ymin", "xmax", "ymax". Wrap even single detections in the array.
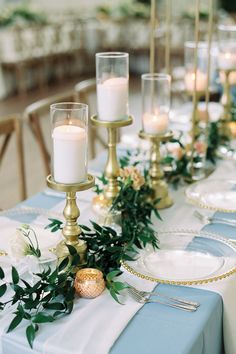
[{"xmin": 1, "ymin": 1, "xmax": 236, "ymax": 354}]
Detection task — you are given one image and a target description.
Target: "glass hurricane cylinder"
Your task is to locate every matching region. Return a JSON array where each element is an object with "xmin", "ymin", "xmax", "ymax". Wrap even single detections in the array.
[
  {"xmin": 142, "ymin": 73, "xmax": 170, "ymax": 136},
  {"xmin": 96, "ymin": 52, "xmax": 129, "ymax": 121},
  {"xmin": 184, "ymin": 41, "xmax": 210, "ymax": 94},
  {"xmin": 218, "ymin": 25, "xmax": 236, "ymax": 71},
  {"xmin": 50, "ymin": 102, "xmax": 88, "ymax": 184}
]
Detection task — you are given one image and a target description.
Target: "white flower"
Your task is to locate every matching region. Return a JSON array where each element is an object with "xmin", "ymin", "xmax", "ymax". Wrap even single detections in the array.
[
  {"xmin": 10, "ymin": 229, "xmax": 30, "ymax": 261},
  {"xmin": 10, "ymin": 225, "xmax": 41, "ymax": 261}
]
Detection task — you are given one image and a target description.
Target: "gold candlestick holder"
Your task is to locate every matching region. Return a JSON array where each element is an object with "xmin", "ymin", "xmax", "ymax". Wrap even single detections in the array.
[
  {"xmin": 91, "ymin": 115, "xmax": 133, "ymax": 206},
  {"xmin": 219, "ymin": 69, "xmax": 233, "ymax": 139},
  {"xmin": 139, "ymin": 130, "xmax": 173, "ymax": 209},
  {"xmin": 46, "ymin": 174, "xmax": 95, "ymax": 263}
]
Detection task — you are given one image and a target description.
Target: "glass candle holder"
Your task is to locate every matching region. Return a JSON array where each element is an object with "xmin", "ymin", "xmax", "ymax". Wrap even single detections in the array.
[
  {"xmin": 184, "ymin": 41, "xmax": 209, "ymax": 93},
  {"xmin": 50, "ymin": 102, "xmax": 88, "ymax": 184},
  {"xmin": 96, "ymin": 52, "xmax": 129, "ymax": 121},
  {"xmin": 74, "ymin": 268, "xmax": 105, "ymax": 298},
  {"xmin": 218, "ymin": 25, "xmax": 236, "ymax": 71},
  {"xmin": 142, "ymin": 73, "xmax": 170, "ymax": 135}
]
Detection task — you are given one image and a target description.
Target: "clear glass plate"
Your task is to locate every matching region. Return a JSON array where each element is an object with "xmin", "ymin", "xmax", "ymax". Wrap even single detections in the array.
[
  {"xmin": 122, "ymin": 229, "xmax": 236, "ymax": 285},
  {"xmin": 185, "ymin": 179, "xmax": 236, "ymax": 212},
  {"xmin": 0, "ymin": 207, "xmax": 63, "ymax": 255}
]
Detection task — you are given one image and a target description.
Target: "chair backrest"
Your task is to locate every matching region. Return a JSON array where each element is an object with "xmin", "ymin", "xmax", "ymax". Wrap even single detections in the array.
[
  {"xmin": 23, "ymin": 90, "xmax": 74, "ymax": 176},
  {"xmin": 74, "ymin": 78, "xmax": 107, "ymax": 160},
  {"xmin": 0, "ymin": 116, "xmax": 26, "ymax": 201}
]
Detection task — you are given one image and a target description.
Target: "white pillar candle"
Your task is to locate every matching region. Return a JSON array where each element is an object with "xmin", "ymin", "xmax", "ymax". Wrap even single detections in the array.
[
  {"xmin": 218, "ymin": 52, "xmax": 236, "ymax": 70},
  {"xmin": 97, "ymin": 77, "xmax": 128, "ymax": 121},
  {"xmin": 143, "ymin": 112, "xmax": 169, "ymax": 135},
  {"xmin": 185, "ymin": 70, "xmax": 208, "ymax": 92},
  {"xmin": 52, "ymin": 125, "xmax": 87, "ymax": 184}
]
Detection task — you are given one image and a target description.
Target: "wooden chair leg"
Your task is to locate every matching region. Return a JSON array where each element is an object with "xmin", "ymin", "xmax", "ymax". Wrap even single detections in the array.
[
  {"xmin": 0, "ymin": 134, "xmax": 11, "ymax": 163},
  {"xmin": 29, "ymin": 115, "xmax": 50, "ymax": 176},
  {"xmin": 14, "ymin": 119, "xmax": 27, "ymax": 200}
]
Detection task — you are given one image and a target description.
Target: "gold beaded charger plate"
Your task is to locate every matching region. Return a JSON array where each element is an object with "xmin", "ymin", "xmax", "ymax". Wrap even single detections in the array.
[
  {"xmin": 121, "ymin": 230, "xmax": 236, "ymax": 285},
  {"xmin": 185, "ymin": 179, "xmax": 236, "ymax": 213}
]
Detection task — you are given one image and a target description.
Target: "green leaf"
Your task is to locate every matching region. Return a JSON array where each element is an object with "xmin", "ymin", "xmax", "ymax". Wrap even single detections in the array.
[
  {"xmin": 66, "ymin": 244, "xmax": 77, "ymax": 256},
  {"xmin": 71, "ymin": 254, "xmax": 80, "ymax": 266},
  {"xmin": 7, "ymin": 314, "xmax": 23, "ymax": 332},
  {"xmin": 80, "ymin": 224, "xmax": 91, "ymax": 231},
  {"xmin": 26, "ymin": 324, "xmax": 35, "ymax": 348},
  {"xmin": 0, "ymin": 267, "xmax": 5, "ymax": 280},
  {"xmin": 58, "ymin": 257, "xmax": 69, "ymax": 272},
  {"xmin": 113, "ymin": 281, "xmax": 129, "ymax": 292},
  {"xmin": 106, "ymin": 270, "xmax": 121, "ymax": 282},
  {"xmin": 11, "ymin": 266, "xmax": 19, "ymax": 284},
  {"xmin": 32, "ymin": 313, "xmax": 54, "ymax": 323},
  {"xmin": 43, "ymin": 302, "xmax": 65, "ymax": 310},
  {"xmin": 0, "ymin": 283, "xmax": 7, "ymax": 297},
  {"xmin": 109, "ymin": 288, "xmax": 124, "ymax": 304}
]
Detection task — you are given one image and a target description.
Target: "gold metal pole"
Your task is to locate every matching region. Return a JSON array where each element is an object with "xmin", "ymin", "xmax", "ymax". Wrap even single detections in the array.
[
  {"xmin": 104, "ymin": 127, "xmax": 120, "ymax": 201},
  {"xmin": 91, "ymin": 115, "xmax": 133, "ymax": 205},
  {"xmin": 190, "ymin": 0, "xmax": 200, "ymax": 176},
  {"xmin": 205, "ymin": 0, "xmax": 213, "ymax": 119},
  {"xmin": 139, "ymin": 130, "xmax": 173, "ymax": 209},
  {"xmin": 165, "ymin": 0, "xmax": 171, "ymax": 75},
  {"xmin": 220, "ymin": 69, "xmax": 233, "ymax": 138},
  {"xmin": 150, "ymin": 0, "xmax": 156, "ymax": 73}
]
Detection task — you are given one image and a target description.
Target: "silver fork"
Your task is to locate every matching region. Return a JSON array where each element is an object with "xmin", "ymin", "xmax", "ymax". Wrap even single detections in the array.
[
  {"xmin": 194, "ymin": 210, "xmax": 236, "ymax": 227},
  {"xmin": 127, "ymin": 287, "xmax": 197, "ymax": 312},
  {"xmin": 126, "ymin": 283, "xmax": 199, "ymax": 308}
]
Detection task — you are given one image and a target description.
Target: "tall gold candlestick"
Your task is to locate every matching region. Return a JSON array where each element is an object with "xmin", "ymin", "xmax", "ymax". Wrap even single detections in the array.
[
  {"xmin": 165, "ymin": 0, "xmax": 171, "ymax": 75},
  {"xmin": 221, "ymin": 69, "xmax": 235, "ymax": 123},
  {"xmin": 91, "ymin": 115, "xmax": 133, "ymax": 204},
  {"xmin": 149, "ymin": 0, "xmax": 156, "ymax": 73},
  {"xmin": 47, "ymin": 174, "xmax": 95, "ymax": 262},
  {"xmin": 139, "ymin": 130, "xmax": 173, "ymax": 209}
]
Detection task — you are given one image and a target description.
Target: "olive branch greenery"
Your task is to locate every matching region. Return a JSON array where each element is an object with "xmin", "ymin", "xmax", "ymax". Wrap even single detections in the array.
[
  {"xmin": 0, "ymin": 175, "xmax": 160, "ymax": 349},
  {"xmin": 117, "ymin": 121, "xmax": 225, "ymax": 188}
]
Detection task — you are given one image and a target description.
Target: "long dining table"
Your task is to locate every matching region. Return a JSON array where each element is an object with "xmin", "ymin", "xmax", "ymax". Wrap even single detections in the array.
[{"xmin": 0, "ymin": 148, "xmax": 236, "ymax": 354}]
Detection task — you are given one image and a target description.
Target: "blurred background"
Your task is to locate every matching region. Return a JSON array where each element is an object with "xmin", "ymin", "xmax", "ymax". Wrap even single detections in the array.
[{"xmin": 0, "ymin": 0, "xmax": 235, "ymax": 208}]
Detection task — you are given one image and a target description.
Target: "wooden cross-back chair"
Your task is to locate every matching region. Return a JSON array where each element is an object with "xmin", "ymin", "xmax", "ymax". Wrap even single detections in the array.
[
  {"xmin": 23, "ymin": 90, "xmax": 74, "ymax": 177},
  {"xmin": 0, "ymin": 116, "xmax": 26, "ymax": 201},
  {"xmin": 74, "ymin": 78, "xmax": 108, "ymax": 159}
]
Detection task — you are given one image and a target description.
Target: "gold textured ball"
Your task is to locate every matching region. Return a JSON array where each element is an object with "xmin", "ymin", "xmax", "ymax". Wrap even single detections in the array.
[{"xmin": 74, "ymin": 268, "xmax": 105, "ymax": 298}]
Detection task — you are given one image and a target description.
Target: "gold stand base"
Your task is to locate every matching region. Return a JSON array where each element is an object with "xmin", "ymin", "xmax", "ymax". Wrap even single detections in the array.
[
  {"xmin": 56, "ymin": 239, "xmax": 87, "ymax": 265},
  {"xmin": 46, "ymin": 174, "xmax": 95, "ymax": 263},
  {"xmin": 152, "ymin": 179, "xmax": 173, "ymax": 209},
  {"xmin": 139, "ymin": 130, "xmax": 173, "ymax": 210}
]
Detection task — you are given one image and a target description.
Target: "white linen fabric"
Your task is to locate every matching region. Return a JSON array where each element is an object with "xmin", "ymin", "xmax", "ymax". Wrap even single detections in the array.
[{"xmin": 0, "ymin": 160, "xmax": 235, "ymax": 354}]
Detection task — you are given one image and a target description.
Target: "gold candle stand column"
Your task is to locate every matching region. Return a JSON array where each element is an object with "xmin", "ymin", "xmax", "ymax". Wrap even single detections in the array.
[
  {"xmin": 220, "ymin": 69, "xmax": 233, "ymax": 138},
  {"xmin": 47, "ymin": 174, "xmax": 95, "ymax": 262},
  {"xmin": 139, "ymin": 130, "xmax": 173, "ymax": 209},
  {"xmin": 91, "ymin": 115, "xmax": 133, "ymax": 204}
]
